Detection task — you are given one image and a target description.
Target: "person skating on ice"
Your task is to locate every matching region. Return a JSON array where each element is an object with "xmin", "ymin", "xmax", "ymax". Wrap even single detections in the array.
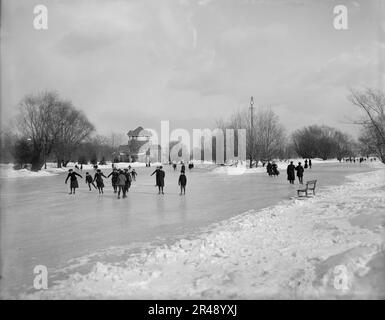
[
  {"xmin": 124, "ymin": 168, "xmax": 132, "ymax": 194},
  {"xmin": 295, "ymin": 162, "xmax": 304, "ymax": 184},
  {"xmin": 151, "ymin": 166, "xmax": 165, "ymax": 194},
  {"xmin": 266, "ymin": 161, "xmax": 273, "ymax": 176},
  {"xmin": 131, "ymin": 169, "xmax": 137, "ymax": 181},
  {"xmin": 107, "ymin": 168, "xmax": 119, "ymax": 193},
  {"xmin": 178, "ymin": 171, "xmax": 187, "ymax": 195},
  {"xmin": 85, "ymin": 172, "xmax": 96, "ymax": 191},
  {"xmin": 286, "ymin": 161, "xmax": 296, "ymax": 184},
  {"xmin": 65, "ymin": 169, "xmax": 83, "ymax": 194},
  {"xmin": 271, "ymin": 161, "xmax": 279, "ymax": 176},
  {"xmin": 116, "ymin": 169, "xmax": 127, "ymax": 199},
  {"xmin": 181, "ymin": 162, "xmax": 186, "ymax": 174},
  {"xmin": 93, "ymin": 169, "xmax": 107, "ymax": 194}
]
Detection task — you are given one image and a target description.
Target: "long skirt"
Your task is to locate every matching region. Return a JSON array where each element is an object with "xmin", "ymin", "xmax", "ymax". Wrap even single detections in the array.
[
  {"xmin": 96, "ymin": 180, "xmax": 104, "ymax": 188},
  {"xmin": 70, "ymin": 179, "xmax": 79, "ymax": 189}
]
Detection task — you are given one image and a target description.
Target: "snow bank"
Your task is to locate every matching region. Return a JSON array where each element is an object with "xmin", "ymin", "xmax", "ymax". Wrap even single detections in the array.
[
  {"xmin": 0, "ymin": 164, "xmax": 60, "ymax": 179},
  {"xmin": 23, "ymin": 168, "xmax": 385, "ymax": 299}
]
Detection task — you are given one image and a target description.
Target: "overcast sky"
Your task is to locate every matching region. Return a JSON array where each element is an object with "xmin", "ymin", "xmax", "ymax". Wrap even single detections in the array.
[{"xmin": 1, "ymin": 0, "xmax": 384, "ymax": 138}]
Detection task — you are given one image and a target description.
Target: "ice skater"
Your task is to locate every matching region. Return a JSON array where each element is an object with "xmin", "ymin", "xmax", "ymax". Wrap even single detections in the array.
[
  {"xmin": 117, "ymin": 169, "xmax": 127, "ymax": 199},
  {"xmin": 93, "ymin": 169, "xmax": 107, "ymax": 194},
  {"xmin": 131, "ymin": 169, "xmax": 137, "ymax": 181},
  {"xmin": 85, "ymin": 172, "xmax": 96, "ymax": 191},
  {"xmin": 107, "ymin": 168, "xmax": 119, "ymax": 193},
  {"xmin": 172, "ymin": 163, "xmax": 177, "ymax": 171},
  {"xmin": 304, "ymin": 159, "xmax": 308, "ymax": 169},
  {"xmin": 308, "ymin": 159, "xmax": 312, "ymax": 169},
  {"xmin": 181, "ymin": 162, "xmax": 186, "ymax": 174},
  {"xmin": 287, "ymin": 161, "xmax": 296, "ymax": 184},
  {"xmin": 151, "ymin": 166, "xmax": 165, "ymax": 194},
  {"xmin": 65, "ymin": 169, "xmax": 83, "ymax": 194},
  {"xmin": 124, "ymin": 168, "xmax": 132, "ymax": 194},
  {"xmin": 178, "ymin": 171, "xmax": 187, "ymax": 195},
  {"xmin": 266, "ymin": 161, "xmax": 273, "ymax": 176},
  {"xmin": 295, "ymin": 162, "xmax": 304, "ymax": 184},
  {"xmin": 271, "ymin": 162, "xmax": 279, "ymax": 177}
]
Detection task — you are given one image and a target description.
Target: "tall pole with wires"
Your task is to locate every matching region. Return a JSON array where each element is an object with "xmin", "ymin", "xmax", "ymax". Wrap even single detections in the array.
[{"xmin": 250, "ymin": 96, "xmax": 254, "ymax": 168}]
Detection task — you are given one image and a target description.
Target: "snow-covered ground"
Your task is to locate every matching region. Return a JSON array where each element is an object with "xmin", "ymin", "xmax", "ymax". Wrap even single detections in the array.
[{"xmin": 22, "ymin": 165, "xmax": 385, "ymax": 299}]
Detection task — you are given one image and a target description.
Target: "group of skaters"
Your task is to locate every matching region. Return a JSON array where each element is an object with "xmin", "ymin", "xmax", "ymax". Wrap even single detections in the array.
[
  {"xmin": 265, "ymin": 158, "xmax": 312, "ymax": 184},
  {"xmin": 342, "ymin": 157, "xmax": 377, "ymax": 163},
  {"xmin": 154, "ymin": 162, "xmax": 188, "ymax": 195},
  {"xmin": 65, "ymin": 166, "xmax": 137, "ymax": 198},
  {"xmin": 65, "ymin": 162, "xmax": 188, "ymax": 197}
]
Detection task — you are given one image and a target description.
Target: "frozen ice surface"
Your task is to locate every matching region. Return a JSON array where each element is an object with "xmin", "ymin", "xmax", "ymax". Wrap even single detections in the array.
[{"xmin": 0, "ymin": 162, "xmax": 384, "ymax": 299}]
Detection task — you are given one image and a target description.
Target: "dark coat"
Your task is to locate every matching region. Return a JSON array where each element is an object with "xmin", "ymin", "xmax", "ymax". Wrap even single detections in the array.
[
  {"xmin": 108, "ymin": 171, "xmax": 119, "ymax": 185},
  {"xmin": 295, "ymin": 165, "xmax": 304, "ymax": 177},
  {"xmin": 151, "ymin": 169, "xmax": 165, "ymax": 187},
  {"xmin": 85, "ymin": 175, "xmax": 93, "ymax": 183},
  {"xmin": 266, "ymin": 162, "xmax": 272, "ymax": 175},
  {"xmin": 287, "ymin": 164, "xmax": 296, "ymax": 181},
  {"xmin": 178, "ymin": 174, "xmax": 187, "ymax": 186},
  {"xmin": 94, "ymin": 172, "xmax": 107, "ymax": 188},
  {"xmin": 65, "ymin": 172, "xmax": 82, "ymax": 188},
  {"xmin": 181, "ymin": 164, "xmax": 186, "ymax": 173},
  {"xmin": 124, "ymin": 172, "xmax": 132, "ymax": 187}
]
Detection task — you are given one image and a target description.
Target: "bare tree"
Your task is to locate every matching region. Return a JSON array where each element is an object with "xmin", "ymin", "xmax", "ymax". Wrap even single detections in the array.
[
  {"xmin": 52, "ymin": 101, "xmax": 95, "ymax": 167},
  {"xmin": 292, "ymin": 125, "xmax": 354, "ymax": 160},
  {"xmin": 349, "ymin": 88, "xmax": 385, "ymax": 163},
  {"xmin": 16, "ymin": 91, "xmax": 94, "ymax": 170},
  {"xmin": 254, "ymin": 108, "xmax": 286, "ymax": 164},
  {"xmin": 215, "ymin": 106, "xmax": 286, "ymax": 166},
  {"xmin": 16, "ymin": 92, "xmax": 61, "ymax": 170}
]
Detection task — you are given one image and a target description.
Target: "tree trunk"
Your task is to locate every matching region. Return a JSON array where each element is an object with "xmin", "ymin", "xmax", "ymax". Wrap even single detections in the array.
[{"xmin": 31, "ymin": 155, "xmax": 44, "ymax": 171}]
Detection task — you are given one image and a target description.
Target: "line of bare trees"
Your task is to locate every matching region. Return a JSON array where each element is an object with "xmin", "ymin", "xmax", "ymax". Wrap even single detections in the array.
[
  {"xmin": 0, "ymin": 91, "xmax": 127, "ymax": 171},
  {"xmin": 216, "ymin": 107, "xmax": 289, "ymax": 167},
  {"xmin": 349, "ymin": 88, "xmax": 385, "ymax": 163}
]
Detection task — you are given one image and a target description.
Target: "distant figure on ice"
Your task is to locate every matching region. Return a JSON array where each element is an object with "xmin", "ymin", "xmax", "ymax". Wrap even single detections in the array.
[
  {"xmin": 173, "ymin": 163, "xmax": 177, "ymax": 171},
  {"xmin": 85, "ymin": 172, "xmax": 96, "ymax": 191},
  {"xmin": 308, "ymin": 159, "xmax": 312, "ymax": 169},
  {"xmin": 65, "ymin": 169, "xmax": 83, "ymax": 194},
  {"xmin": 151, "ymin": 166, "xmax": 165, "ymax": 194},
  {"xmin": 181, "ymin": 162, "xmax": 186, "ymax": 174},
  {"xmin": 266, "ymin": 161, "xmax": 273, "ymax": 176},
  {"xmin": 124, "ymin": 168, "xmax": 132, "ymax": 194},
  {"xmin": 117, "ymin": 169, "xmax": 127, "ymax": 199},
  {"xmin": 93, "ymin": 169, "xmax": 107, "ymax": 194},
  {"xmin": 131, "ymin": 169, "xmax": 137, "ymax": 181},
  {"xmin": 188, "ymin": 163, "xmax": 194, "ymax": 170},
  {"xmin": 271, "ymin": 162, "xmax": 279, "ymax": 177},
  {"xmin": 287, "ymin": 161, "xmax": 296, "ymax": 184},
  {"xmin": 80, "ymin": 164, "xmax": 83, "ymax": 171},
  {"xmin": 178, "ymin": 171, "xmax": 187, "ymax": 195},
  {"xmin": 304, "ymin": 159, "xmax": 308, "ymax": 169},
  {"xmin": 107, "ymin": 168, "xmax": 119, "ymax": 193},
  {"xmin": 295, "ymin": 162, "xmax": 304, "ymax": 184}
]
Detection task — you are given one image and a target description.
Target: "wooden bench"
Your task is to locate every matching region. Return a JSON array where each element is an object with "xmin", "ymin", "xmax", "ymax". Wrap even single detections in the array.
[{"xmin": 297, "ymin": 180, "xmax": 317, "ymax": 197}]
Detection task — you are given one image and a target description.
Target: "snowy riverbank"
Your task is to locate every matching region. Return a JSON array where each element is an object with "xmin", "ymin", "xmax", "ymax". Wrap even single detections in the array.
[
  {"xmin": 2, "ymin": 158, "xmax": 374, "ymax": 179},
  {"xmin": 23, "ymin": 166, "xmax": 385, "ymax": 299}
]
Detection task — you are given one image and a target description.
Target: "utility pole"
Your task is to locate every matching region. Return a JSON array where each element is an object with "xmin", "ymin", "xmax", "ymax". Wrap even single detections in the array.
[{"xmin": 250, "ymin": 96, "xmax": 254, "ymax": 168}]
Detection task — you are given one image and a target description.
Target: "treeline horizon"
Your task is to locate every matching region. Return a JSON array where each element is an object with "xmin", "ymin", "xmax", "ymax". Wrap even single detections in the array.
[{"xmin": 0, "ymin": 88, "xmax": 384, "ymax": 170}]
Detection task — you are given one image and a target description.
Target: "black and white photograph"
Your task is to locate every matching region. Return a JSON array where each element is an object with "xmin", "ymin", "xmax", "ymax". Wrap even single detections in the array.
[{"xmin": 0, "ymin": 0, "xmax": 384, "ymax": 303}]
